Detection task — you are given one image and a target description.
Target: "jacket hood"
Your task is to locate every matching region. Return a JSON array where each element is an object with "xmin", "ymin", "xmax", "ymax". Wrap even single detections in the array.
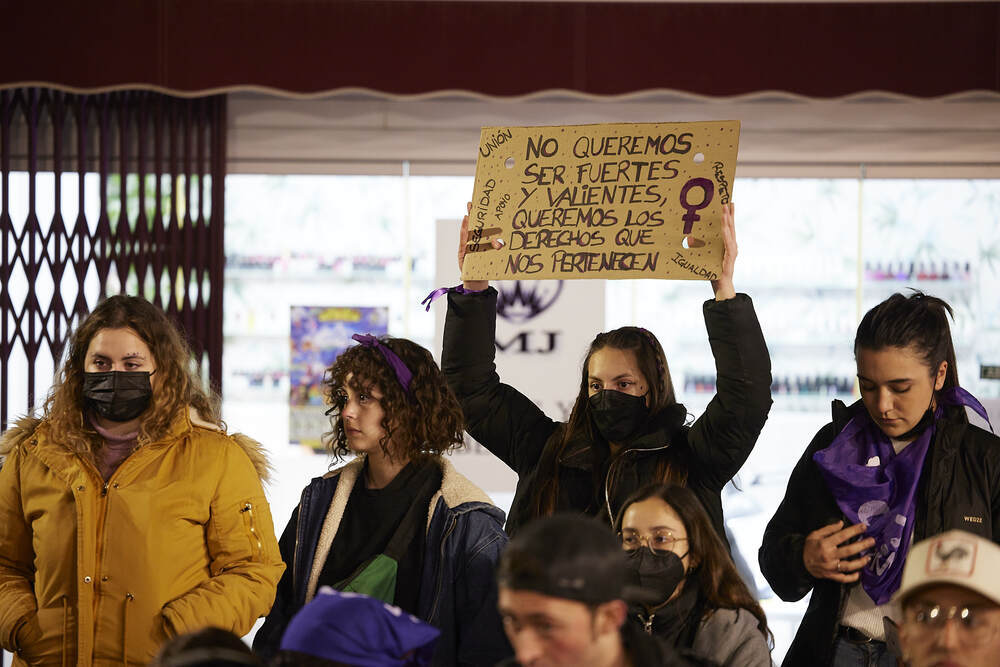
[
  {"xmin": 229, "ymin": 432, "xmax": 272, "ymax": 484},
  {"xmin": 0, "ymin": 414, "xmax": 43, "ymax": 457},
  {"xmin": 0, "ymin": 410, "xmax": 272, "ymax": 484}
]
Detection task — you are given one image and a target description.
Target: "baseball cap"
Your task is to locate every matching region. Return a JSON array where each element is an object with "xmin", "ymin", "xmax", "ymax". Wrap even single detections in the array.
[
  {"xmin": 279, "ymin": 588, "xmax": 440, "ymax": 667},
  {"xmin": 894, "ymin": 530, "xmax": 1000, "ymax": 606},
  {"xmin": 497, "ymin": 513, "xmax": 659, "ymax": 606}
]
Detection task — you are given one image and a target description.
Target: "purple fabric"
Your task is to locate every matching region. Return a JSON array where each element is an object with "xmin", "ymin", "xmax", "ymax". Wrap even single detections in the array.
[
  {"xmin": 813, "ymin": 386, "xmax": 991, "ymax": 604},
  {"xmin": 421, "ymin": 284, "xmax": 488, "ymax": 312},
  {"xmin": 280, "ymin": 588, "xmax": 440, "ymax": 666},
  {"xmin": 352, "ymin": 334, "xmax": 414, "ymax": 395}
]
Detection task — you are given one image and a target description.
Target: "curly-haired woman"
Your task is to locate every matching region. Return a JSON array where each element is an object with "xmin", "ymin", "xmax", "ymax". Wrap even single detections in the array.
[
  {"xmin": 253, "ymin": 335, "xmax": 511, "ymax": 666},
  {"xmin": 0, "ymin": 295, "xmax": 284, "ymax": 665}
]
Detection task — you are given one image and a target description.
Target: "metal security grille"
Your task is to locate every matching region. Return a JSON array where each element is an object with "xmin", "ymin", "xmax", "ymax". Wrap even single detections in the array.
[{"xmin": 0, "ymin": 88, "xmax": 225, "ymax": 428}]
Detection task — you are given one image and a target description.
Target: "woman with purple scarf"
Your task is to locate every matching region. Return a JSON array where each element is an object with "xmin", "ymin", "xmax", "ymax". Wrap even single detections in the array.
[{"xmin": 759, "ymin": 291, "xmax": 999, "ymax": 667}]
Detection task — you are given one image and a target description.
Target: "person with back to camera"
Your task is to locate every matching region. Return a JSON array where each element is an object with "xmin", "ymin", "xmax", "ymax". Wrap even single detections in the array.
[
  {"xmin": 253, "ymin": 335, "xmax": 511, "ymax": 666},
  {"xmin": 759, "ymin": 291, "xmax": 1000, "ymax": 666},
  {"xmin": 0, "ymin": 295, "xmax": 284, "ymax": 666},
  {"xmin": 615, "ymin": 484, "xmax": 773, "ymax": 666},
  {"xmin": 436, "ymin": 201, "xmax": 772, "ymax": 545},
  {"xmin": 496, "ymin": 512, "xmax": 712, "ymax": 667}
]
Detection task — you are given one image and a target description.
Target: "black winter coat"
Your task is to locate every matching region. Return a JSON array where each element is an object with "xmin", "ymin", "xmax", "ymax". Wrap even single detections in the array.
[
  {"xmin": 442, "ymin": 288, "xmax": 772, "ymax": 541},
  {"xmin": 759, "ymin": 399, "xmax": 1000, "ymax": 666}
]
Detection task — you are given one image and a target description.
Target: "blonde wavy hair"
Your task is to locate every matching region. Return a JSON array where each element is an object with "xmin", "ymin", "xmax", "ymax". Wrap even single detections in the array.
[{"xmin": 44, "ymin": 295, "xmax": 220, "ymax": 457}]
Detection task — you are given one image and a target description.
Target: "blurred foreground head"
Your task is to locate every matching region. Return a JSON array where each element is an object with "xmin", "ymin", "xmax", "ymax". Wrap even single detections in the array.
[
  {"xmin": 152, "ymin": 627, "xmax": 260, "ymax": 666},
  {"xmin": 896, "ymin": 530, "xmax": 1000, "ymax": 667},
  {"xmin": 276, "ymin": 588, "xmax": 440, "ymax": 666},
  {"xmin": 496, "ymin": 514, "xmax": 635, "ymax": 667}
]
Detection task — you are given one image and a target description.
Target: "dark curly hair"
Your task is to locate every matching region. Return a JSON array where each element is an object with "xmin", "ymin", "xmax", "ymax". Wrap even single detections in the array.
[{"xmin": 322, "ymin": 336, "xmax": 465, "ymax": 462}]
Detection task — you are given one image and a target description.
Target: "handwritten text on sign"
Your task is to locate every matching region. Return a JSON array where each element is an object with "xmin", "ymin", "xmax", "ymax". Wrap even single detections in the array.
[{"xmin": 462, "ymin": 121, "xmax": 739, "ymax": 281}]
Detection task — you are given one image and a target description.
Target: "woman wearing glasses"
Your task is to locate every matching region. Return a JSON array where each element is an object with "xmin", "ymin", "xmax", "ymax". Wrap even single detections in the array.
[{"xmin": 615, "ymin": 484, "xmax": 772, "ymax": 666}]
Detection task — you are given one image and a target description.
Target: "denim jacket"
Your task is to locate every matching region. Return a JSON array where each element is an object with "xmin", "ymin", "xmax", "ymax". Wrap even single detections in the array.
[{"xmin": 254, "ymin": 456, "xmax": 511, "ymax": 666}]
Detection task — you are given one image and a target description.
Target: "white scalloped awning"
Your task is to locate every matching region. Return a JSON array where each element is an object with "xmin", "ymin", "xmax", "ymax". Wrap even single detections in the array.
[{"xmin": 228, "ymin": 89, "xmax": 1000, "ymax": 178}]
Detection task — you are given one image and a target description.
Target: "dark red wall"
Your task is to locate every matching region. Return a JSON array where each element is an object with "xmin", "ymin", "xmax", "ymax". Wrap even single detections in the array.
[{"xmin": 3, "ymin": 1, "xmax": 998, "ymax": 97}]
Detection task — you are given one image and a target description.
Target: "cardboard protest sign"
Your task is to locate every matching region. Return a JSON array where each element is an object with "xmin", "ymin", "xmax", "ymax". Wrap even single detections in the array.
[{"xmin": 462, "ymin": 121, "xmax": 739, "ymax": 281}]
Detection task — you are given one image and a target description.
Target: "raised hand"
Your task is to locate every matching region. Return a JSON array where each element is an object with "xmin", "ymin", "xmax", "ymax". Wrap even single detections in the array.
[
  {"xmin": 459, "ymin": 202, "xmax": 490, "ymax": 291},
  {"xmin": 710, "ymin": 201, "xmax": 737, "ymax": 300}
]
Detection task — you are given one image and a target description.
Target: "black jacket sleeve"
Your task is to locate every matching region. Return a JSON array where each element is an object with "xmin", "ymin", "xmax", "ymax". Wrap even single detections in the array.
[
  {"xmin": 251, "ymin": 505, "xmax": 299, "ymax": 659},
  {"xmin": 758, "ymin": 424, "xmax": 838, "ymax": 602},
  {"xmin": 684, "ymin": 294, "xmax": 773, "ymax": 492},
  {"xmin": 442, "ymin": 287, "xmax": 560, "ymax": 475}
]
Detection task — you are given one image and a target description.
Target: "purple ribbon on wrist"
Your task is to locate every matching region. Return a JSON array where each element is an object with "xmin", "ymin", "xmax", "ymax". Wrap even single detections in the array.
[
  {"xmin": 351, "ymin": 334, "xmax": 413, "ymax": 395},
  {"xmin": 421, "ymin": 284, "xmax": 488, "ymax": 312}
]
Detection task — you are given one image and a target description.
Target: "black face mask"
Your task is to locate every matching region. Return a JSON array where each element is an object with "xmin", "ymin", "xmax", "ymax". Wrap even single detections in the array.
[
  {"xmin": 589, "ymin": 389, "xmax": 649, "ymax": 443},
  {"xmin": 82, "ymin": 371, "xmax": 153, "ymax": 422},
  {"xmin": 625, "ymin": 547, "xmax": 688, "ymax": 605}
]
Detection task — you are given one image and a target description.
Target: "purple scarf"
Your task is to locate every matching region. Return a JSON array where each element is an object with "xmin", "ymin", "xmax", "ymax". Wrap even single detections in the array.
[{"xmin": 813, "ymin": 386, "xmax": 991, "ymax": 605}]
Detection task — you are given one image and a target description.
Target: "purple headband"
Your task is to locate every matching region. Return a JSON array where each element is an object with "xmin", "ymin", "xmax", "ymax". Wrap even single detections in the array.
[{"xmin": 352, "ymin": 334, "xmax": 414, "ymax": 395}]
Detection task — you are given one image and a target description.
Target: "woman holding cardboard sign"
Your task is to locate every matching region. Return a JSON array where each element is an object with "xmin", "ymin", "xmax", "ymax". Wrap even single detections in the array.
[{"xmin": 439, "ymin": 201, "xmax": 772, "ymax": 546}]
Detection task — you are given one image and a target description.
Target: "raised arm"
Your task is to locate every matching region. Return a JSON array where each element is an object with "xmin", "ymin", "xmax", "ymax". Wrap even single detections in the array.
[
  {"xmin": 442, "ymin": 209, "xmax": 559, "ymax": 474},
  {"xmin": 684, "ymin": 203, "xmax": 773, "ymax": 490},
  {"xmin": 709, "ymin": 202, "xmax": 737, "ymax": 301}
]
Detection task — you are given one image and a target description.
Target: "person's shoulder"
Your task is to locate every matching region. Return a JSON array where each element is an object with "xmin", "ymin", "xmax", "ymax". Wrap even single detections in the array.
[
  {"xmin": 0, "ymin": 415, "xmax": 45, "ymax": 457},
  {"xmin": 954, "ymin": 419, "xmax": 1000, "ymax": 456},
  {"xmin": 700, "ymin": 606, "xmax": 761, "ymax": 634},
  {"xmin": 696, "ymin": 607, "xmax": 771, "ymax": 664},
  {"xmin": 803, "ymin": 401, "xmax": 857, "ymax": 454},
  {"xmin": 185, "ymin": 418, "xmax": 272, "ymax": 484}
]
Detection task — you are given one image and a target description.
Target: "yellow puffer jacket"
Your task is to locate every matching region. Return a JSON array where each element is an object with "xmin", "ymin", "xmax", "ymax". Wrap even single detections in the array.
[{"xmin": 0, "ymin": 410, "xmax": 285, "ymax": 666}]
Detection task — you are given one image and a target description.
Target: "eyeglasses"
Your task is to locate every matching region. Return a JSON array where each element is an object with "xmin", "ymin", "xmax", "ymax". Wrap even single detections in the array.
[
  {"xmin": 904, "ymin": 603, "xmax": 1000, "ymax": 647},
  {"xmin": 619, "ymin": 530, "xmax": 688, "ymax": 554}
]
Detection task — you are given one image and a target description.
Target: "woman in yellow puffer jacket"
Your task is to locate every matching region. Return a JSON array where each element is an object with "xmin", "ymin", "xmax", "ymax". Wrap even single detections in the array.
[{"xmin": 0, "ymin": 295, "xmax": 284, "ymax": 666}]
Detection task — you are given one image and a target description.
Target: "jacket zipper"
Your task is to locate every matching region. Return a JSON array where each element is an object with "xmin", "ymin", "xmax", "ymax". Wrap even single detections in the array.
[
  {"xmin": 604, "ymin": 443, "xmax": 671, "ymax": 523},
  {"xmin": 91, "ymin": 459, "xmax": 124, "ymax": 655},
  {"xmin": 122, "ymin": 592, "xmax": 134, "ymax": 667},
  {"xmin": 240, "ymin": 502, "xmax": 264, "ymax": 557},
  {"xmin": 638, "ymin": 611, "xmax": 655, "ymax": 634},
  {"xmin": 427, "ymin": 516, "xmax": 458, "ymax": 622}
]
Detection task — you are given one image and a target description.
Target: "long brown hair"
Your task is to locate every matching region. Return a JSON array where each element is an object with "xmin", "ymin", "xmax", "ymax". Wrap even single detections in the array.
[
  {"xmin": 44, "ymin": 295, "xmax": 220, "ymax": 457},
  {"xmin": 532, "ymin": 326, "xmax": 687, "ymax": 518},
  {"xmin": 615, "ymin": 484, "xmax": 772, "ymax": 645},
  {"xmin": 323, "ymin": 336, "xmax": 465, "ymax": 462}
]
